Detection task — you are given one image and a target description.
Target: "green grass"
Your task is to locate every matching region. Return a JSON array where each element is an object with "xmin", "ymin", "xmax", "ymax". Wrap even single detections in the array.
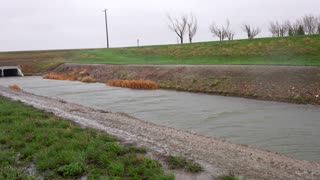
[
  {"xmin": 218, "ymin": 175, "xmax": 246, "ymax": 180},
  {"xmin": 1, "ymin": 35, "xmax": 320, "ymax": 65},
  {"xmin": 76, "ymin": 35, "xmax": 320, "ymax": 66},
  {"xmin": 0, "ymin": 96, "xmax": 174, "ymax": 179},
  {"xmin": 167, "ymin": 156, "xmax": 203, "ymax": 173},
  {"xmin": 0, "ymin": 35, "xmax": 319, "ymax": 74}
]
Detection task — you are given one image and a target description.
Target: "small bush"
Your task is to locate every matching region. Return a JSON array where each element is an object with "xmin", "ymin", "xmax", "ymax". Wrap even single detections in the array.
[
  {"xmin": 167, "ymin": 156, "xmax": 186, "ymax": 169},
  {"xmin": 57, "ymin": 163, "xmax": 84, "ymax": 177},
  {"xmin": 167, "ymin": 156, "xmax": 203, "ymax": 173},
  {"xmin": 8, "ymin": 85, "xmax": 22, "ymax": 91},
  {"xmin": 186, "ymin": 162, "xmax": 204, "ymax": 173},
  {"xmin": 125, "ymin": 145, "xmax": 147, "ymax": 154},
  {"xmin": 106, "ymin": 80, "xmax": 158, "ymax": 90},
  {"xmin": 218, "ymin": 175, "xmax": 246, "ymax": 180}
]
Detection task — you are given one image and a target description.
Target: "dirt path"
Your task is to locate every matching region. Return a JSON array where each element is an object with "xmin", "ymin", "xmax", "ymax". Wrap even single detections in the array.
[{"xmin": 1, "ymin": 86, "xmax": 319, "ymax": 180}]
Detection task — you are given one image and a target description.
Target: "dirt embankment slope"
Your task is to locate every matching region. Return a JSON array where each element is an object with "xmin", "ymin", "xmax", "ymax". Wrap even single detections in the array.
[
  {"xmin": 0, "ymin": 87, "xmax": 319, "ymax": 180},
  {"xmin": 52, "ymin": 63, "xmax": 320, "ymax": 105}
]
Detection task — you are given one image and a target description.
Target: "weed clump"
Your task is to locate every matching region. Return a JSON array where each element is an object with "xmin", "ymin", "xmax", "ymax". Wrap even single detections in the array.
[
  {"xmin": 218, "ymin": 175, "xmax": 246, "ymax": 180},
  {"xmin": 8, "ymin": 85, "xmax": 22, "ymax": 91},
  {"xmin": 57, "ymin": 163, "xmax": 84, "ymax": 177},
  {"xmin": 81, "ymin": 76, "xmax": 96, "ymax": 83},
  {"xmin": 107, "ymin": 80, "xmax": 158, "ymax": 90},
  {"xmin": 167, "ymin": 155, "xmax": 203, "ymax": 173}
]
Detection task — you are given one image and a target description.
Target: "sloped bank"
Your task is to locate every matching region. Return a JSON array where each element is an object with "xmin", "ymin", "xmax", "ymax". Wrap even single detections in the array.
[{"xmin": 51, "ymin": 63, "xmax": 320, "ymax": 105}]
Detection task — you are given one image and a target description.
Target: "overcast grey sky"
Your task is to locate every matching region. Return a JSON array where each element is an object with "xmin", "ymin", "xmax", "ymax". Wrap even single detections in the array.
[{"xmin": 0, "ymin": 0, "xmax": 319, "ymax": 52}]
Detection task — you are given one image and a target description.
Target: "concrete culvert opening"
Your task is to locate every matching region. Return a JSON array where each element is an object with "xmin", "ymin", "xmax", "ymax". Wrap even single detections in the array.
[
  {"xmin": 0, "ymin": 66, "xmax": 24, "ymax": 77},
  {"xmin": 4, "ymin": 69, "xmax": 18, "ymax": 77}
]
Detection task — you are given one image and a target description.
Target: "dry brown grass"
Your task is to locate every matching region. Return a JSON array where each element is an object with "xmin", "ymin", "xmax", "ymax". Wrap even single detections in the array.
[
  {"xmin": 43, "ymin": 74, "xmax": 69, "ymax": 80},
  {"xmin": 81, "ymin": 76, "xmax": 95, "ymax": 83},
  {"xmin": 8, "ymin": 85, "xmax": 22, "ymax": 91},
  {"xmin": 43, "ymin": 73, "xmax": 77, "ymax": 81},
  {"xmin": 106, "ymin": 80, "xmax": 158, "ymax": 90}
]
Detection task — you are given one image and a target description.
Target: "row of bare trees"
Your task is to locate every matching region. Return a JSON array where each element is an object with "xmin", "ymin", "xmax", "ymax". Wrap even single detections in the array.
[
  {"xmin": 168, "ymin": 14, "xmax": 261, "ymax": 44},
  {"xmin": 168, "ymin": 14, "xmax": 320, "ymax": 44},
  {"xmin": 269, "ymin": 15, "xmax": 320, "ymax": 37},
  {"xmin": 209, "ymin": 20, "xmax": 261, "ymax": 41}
]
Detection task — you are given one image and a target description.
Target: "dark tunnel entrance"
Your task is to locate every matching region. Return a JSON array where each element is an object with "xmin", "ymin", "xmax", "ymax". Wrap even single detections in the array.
[
  {"xmin": 0, "ymin": 70, "xmax": 2, "ymax": 77},
  {"xmin": 3, "ymin": 69, "xmax": 19, "ymax": 77}
]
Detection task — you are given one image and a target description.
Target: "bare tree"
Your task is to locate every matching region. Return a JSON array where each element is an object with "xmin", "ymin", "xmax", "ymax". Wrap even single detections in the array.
[
  {"xmin": 317, "ymin": 15, "xmax": 320, "ymax": 35},
  {"xmin": 288, "ymin": 19, "xmax": 305, "ymax": 36},
  {"xmin": 279, "ymin": 21, "xmax": 290, "ymax": 37},
  {"xmin": 168, "ymin": 15, "xmax": 188, "ymax": 44},
  {"xmin": 269, "ymin": 21, "xmax": 280, "ymax": 37},
  {"xmin": 187, "ymin": 14, "xmax": 198, "ymax": 43},
  {"xmin": 209, "ymin": 19, "xmax": 231, "ymax": 41},
  {"xmin": 269, "ymin": 21, "xmax": 290, "ymax": 37},
  {"xmin": 226, "ymin": 31, "xmax": 235, "ymax": 40},
  {"xmin": 223, "ymin": 19, "xmax": 235, "ymax": 40},
  {"xmin": 209, "ymin": 23, "xmax": 224, "ymax": 41},
  {"xmin": 242, "ymin": 24, "xmax": 261, "ymax": 39},
  {"xmin": 303, "ymin": 15, "xmax": 318, "ymax": 35}
]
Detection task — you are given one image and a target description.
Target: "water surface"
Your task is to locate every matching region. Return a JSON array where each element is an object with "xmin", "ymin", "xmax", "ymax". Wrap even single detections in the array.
[{"xmin": 1, "ymin": 77, "xmax": 319, "ymax": 161}]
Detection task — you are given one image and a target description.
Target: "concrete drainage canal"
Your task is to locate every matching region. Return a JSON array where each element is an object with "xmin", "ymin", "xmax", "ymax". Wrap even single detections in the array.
[{"xmin": 0, "ymin": 76, "xmax": 319, "ymax": 162}]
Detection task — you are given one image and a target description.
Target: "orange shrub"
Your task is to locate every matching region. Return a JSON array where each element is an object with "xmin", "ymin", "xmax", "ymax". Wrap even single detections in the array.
[
  {"xmin": 106, "ymin": 80, "xmax": 158, "ymax": 90},
  {"xmin": 8, "ymin": 85, "xmax": 22, "ymax": 91}
]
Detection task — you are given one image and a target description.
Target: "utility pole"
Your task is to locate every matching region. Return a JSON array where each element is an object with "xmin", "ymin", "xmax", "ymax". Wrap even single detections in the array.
[
  {"xmin": 137, "ymin": 39, "xmax": 140, "ymax": 47},
  {"xmin": 103, "ymin": 9, "xmax": 110, "ymax": 48}
]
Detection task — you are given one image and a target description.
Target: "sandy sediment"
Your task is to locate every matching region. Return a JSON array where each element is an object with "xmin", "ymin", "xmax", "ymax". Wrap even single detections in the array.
[{"xmin": 0, "ymin": 86, "xmax": 319, "ymax": 180}]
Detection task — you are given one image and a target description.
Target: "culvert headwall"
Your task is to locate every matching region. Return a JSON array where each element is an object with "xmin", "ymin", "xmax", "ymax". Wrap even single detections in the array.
[{"xmin": 0, "ymin": 66, "xmax": 24, "ymax": 77}]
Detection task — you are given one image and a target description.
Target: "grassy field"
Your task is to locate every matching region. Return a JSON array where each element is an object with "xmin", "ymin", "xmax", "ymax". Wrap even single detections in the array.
[
  {"xmin": 0, "ymin": 35, "xmax": 319, "ymax": 74},
  {"xmin": 0, "ymin": 95, "xmax": 175, "ymax": 179}
]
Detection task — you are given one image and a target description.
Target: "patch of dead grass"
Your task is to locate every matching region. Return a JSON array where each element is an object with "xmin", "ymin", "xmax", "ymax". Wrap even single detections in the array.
[
  {"xmin": 8, "ymin": 85, "xmax": 22, "ymax": 91},
  {"xmin": 106, "ymin": 80, "xmax": 158, "ymax": 90}
]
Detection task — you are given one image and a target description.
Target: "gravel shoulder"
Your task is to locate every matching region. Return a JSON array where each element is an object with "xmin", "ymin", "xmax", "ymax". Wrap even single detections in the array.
[{"xmin": 1, "ymin": 86, "xmax": 319, "ymax": 180}]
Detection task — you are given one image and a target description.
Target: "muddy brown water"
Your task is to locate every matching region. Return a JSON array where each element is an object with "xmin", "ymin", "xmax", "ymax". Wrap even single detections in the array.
[{"xmin": 1, "ymin": 76, "xmax": 320, "ymax": 162}]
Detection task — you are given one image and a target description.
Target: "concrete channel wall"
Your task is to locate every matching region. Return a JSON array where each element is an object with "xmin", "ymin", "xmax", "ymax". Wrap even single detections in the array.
[{"xmin": 0, "ymin": 66, "xmax": 24, "ymax": 77}]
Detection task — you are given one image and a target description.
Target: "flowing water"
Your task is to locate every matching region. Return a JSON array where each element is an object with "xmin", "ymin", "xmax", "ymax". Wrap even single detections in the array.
[{"xmin": 1, "ymin": 77, "xmax": 320, "ymax": 161}]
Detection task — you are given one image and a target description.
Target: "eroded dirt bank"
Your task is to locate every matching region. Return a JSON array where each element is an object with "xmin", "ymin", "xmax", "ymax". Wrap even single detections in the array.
[
  {"xmin": 51, "ymin": 63, "xmax": 320, "ymax": 105},
  {"xmin": 1, "ymin": 86, "xmax": 319, "ymax": 180}
]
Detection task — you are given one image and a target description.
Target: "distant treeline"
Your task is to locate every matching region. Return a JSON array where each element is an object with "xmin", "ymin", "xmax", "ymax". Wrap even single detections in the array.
[{"xmin": 167, "ymin": 14, "xmax": 320, "ymax": 44}]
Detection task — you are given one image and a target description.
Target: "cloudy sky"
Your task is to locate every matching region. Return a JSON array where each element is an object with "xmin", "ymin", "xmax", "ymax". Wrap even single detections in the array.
[{"xmin": 0, "ymin": 0, "xmax": 319, "ymax": 51}]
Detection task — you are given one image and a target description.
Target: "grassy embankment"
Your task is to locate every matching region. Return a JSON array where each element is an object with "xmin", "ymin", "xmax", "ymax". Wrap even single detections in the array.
[
  {"xmin": 0, "ymin": 95, "xmax": 177, "ymax": 179},
  {"xmin": 0, "ymin": 35, "xmax": 319, "ymax": 75}
]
